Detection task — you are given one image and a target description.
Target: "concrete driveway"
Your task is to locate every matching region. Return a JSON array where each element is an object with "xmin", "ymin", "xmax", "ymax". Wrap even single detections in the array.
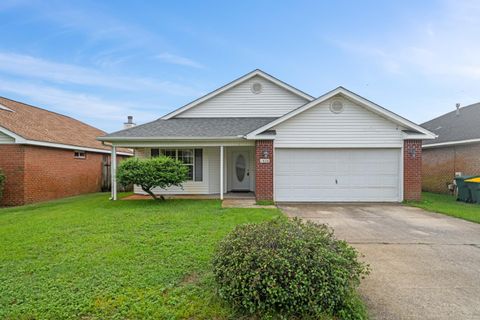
[{"xmin": 279, "ymin": 204, "xmax": 480, "ymax": 320}]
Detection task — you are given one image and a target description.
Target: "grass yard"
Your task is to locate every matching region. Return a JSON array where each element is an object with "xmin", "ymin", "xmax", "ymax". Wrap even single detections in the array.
[
  {"xmin": 405, "ymin": 192, "xmax": 480, "ymax": 224},
  {"xmin": 0, "ymin": 193, "xmax": 282, "ymax": 319}
]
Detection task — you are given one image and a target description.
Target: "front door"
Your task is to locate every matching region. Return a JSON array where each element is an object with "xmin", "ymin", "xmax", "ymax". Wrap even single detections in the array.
[{"xmin": 232, "ymin": 151, "xmax": 250, "ymax": 191}]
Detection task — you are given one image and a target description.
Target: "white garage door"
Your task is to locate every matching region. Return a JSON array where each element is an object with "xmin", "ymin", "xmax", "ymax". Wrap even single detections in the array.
[{"xmin": 275, "ymin": 149, "xmax": 401, "ymax": 202}]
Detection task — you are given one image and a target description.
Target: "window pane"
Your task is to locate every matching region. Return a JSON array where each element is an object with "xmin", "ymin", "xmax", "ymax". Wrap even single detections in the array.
[
  {"xmin": 151, "ymin": 148, "xmax": 160, "ymax": 157},
  {"xmin": 186, "ymin": 165, "xmax": 193, "ymax": 180},
  {"xmin": 74, "ymin": 150, "xmax": 86, "ymax": 159},
  {"xmin": 178, "ymin": 149, "xmax": 193, "ymax": 164},
  {"xmin": 164, "ymin": 149, "xmax": 176, "ymax": 158}
]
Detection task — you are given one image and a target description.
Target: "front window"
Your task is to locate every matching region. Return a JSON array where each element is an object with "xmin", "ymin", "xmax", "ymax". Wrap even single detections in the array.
[
  {"xmin": 151, "ymin": 148, "xmax": 198, "ymax": 181},
  {"xmin": 177, "ymin": 149, "xmax": 194, "ymax": 180}
]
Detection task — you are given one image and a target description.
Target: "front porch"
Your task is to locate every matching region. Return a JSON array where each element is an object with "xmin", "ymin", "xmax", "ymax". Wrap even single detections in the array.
[{"xmin": 110, "ymin": 140, "xmax": 274, "ymax": 202}]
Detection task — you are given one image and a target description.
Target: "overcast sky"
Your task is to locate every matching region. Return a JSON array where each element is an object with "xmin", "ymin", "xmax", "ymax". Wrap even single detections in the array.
[{"xmin": 0, "ymin": 0, "xmax": 479, "ymax": 132}]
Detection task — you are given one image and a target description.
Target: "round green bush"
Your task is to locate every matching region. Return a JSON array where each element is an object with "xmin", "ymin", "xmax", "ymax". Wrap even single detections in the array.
[{"xmin": 212, "ymin": 218, "xmax": 369, "ymax": 318}]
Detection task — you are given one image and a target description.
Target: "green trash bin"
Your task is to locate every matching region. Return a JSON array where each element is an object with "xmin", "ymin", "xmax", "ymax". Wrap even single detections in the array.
[
  {"xmin": 465, "ymin": 177, "xmax": 480, "ymax": 204},
  {"xmin": 454, "ymin": 176, "xmax": 477, "ymax": 202}
]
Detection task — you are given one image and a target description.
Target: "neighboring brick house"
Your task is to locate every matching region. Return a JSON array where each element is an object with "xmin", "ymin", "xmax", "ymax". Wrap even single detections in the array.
[
  {"xmin": 421, "ymin": 103, "xmax": 480, "ymax": 193},
  {"xmin": 0, "ymin": 97, "xmax": 131, "ymax": 206}
]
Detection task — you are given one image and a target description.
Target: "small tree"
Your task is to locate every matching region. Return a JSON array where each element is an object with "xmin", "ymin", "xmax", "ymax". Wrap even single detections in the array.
[
  {"xmin": 117, "ymin": 156, "xmax": 188, "ymax": 200},
  {"xmin": 0, "ymin": 169, "xmax": 5, "ymax": 202}
]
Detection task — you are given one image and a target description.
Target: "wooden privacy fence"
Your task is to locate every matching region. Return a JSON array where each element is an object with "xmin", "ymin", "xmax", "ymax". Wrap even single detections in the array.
[{"xmin": 101, "ymin": 154, "xmax": 133, "ymax": 192}]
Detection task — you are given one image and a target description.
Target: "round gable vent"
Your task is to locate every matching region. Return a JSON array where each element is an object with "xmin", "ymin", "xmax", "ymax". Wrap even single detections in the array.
[
  {"xmin": 251, "ymin": 82, "xmax": 263, "ymax": 94},
  {"xmin": 330, "ymin": 100, "xmax": 344, "ymax": 114}
]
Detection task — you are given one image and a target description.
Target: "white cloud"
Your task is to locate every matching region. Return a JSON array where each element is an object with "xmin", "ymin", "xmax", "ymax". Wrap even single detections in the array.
[
  {"xmin": 336, "ymin": 0, "xmax": 480, "ymax": 80},
  {"xmin": 0, "ymin": 79, "xmax": 159, "ymax": 131},
  {"xmin": 0, "ymin": 52, "xmax": 201, "ymax": 96},
  {"xmin": 155, "ymin": 52, "xmax": 204, "ymax": 69}
]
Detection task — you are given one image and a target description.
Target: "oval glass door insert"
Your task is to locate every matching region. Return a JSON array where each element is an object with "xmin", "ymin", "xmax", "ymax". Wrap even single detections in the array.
[{"xmin": 235, "ymin": 154, "xmax": 246, "ymax": 182}]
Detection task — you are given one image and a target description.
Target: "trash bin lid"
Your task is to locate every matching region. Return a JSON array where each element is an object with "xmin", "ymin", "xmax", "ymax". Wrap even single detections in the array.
[{"xmin": 465, "ymin": 177, "xmax": 480, "ymax": 183}]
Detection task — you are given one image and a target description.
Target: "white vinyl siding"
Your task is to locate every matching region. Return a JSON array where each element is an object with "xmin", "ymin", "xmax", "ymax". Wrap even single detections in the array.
[
  {"xmin": 0, "ymin": 131, "xmax": 14, "ymax": 144},
  {"xmin": 275, "ymin": 148, "xmax": 401, "ymax": 202},
  {"xmin": 208, "ymin": 147, "xmax": 220, "ymax": 193},
  {"xmin": 177, "ymin": 76, "xmax": 308, "ymax": 118},
  {"xmin": 133, "ymin": 146, "xmax": 256, "ymax": 195},
  {"xmin": 273, "ymin": 97, "xmax": 405, "ymax": 148}
]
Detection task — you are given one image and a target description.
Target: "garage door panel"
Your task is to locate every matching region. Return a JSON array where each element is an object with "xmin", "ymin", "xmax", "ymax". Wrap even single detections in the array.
[
  {"xmin": 275, "ymin": 149, "xmax": 400, "ymax": 202},
  {"xmin": 341, "ymin": 174, "xmax": 398, "ymax": 186}
]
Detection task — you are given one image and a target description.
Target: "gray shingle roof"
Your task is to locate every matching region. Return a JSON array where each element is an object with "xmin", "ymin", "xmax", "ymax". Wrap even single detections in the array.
[
  {"xmin": 421, "ymin": 103, "xmax": 480, "ymax": 145},
  {"xmin": 101, "ymin": 117, "xmax": 277, "ymax": 139}
]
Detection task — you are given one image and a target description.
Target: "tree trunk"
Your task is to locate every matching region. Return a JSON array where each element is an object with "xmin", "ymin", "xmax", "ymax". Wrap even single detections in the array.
[{"xmin": 142, "ymin": 187, "xmax": 163, "ymax": 201}]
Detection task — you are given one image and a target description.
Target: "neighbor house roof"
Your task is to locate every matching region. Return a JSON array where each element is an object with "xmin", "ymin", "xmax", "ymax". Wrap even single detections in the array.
[
  {"xmin": 99, "ymin": 117, "xmax": 277, "ymax": 140},
  {"xmin": 421, "ymin": 102, "xmax": 480, "ymax": 147},
  {"xmin": 0, "ymin": 97, "xmax": 131, "ymax": 154}
]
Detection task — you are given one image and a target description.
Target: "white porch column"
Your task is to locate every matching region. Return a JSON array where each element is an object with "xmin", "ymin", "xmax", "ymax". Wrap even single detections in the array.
[
  {"xmin": 111, "ymin": 145, "xmax": 117, "ymax": 200},
  {"xmin": 220, "ymin": 145, "xmax": 224, "ymax": 200}
]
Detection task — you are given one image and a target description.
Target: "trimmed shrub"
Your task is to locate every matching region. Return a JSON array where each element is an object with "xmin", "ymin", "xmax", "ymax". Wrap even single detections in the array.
[
  {"xmin": 212, "ymin": 218, "xmax": 369, "ymax": 319},
  {"xmin": 117, "ymin": 156, "xmax": 188, "ymax": 200},
  {"xmin": 0, "ymin": 169, "xmax": 5, "ymax": 202}
]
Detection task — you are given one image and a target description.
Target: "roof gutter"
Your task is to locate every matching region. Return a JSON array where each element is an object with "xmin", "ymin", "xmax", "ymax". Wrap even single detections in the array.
[
  {"xmin": 97, "ymin": 136, "xmax": 247, "ymax": 142},
  {"xmin": 0, "ymin": 125, "xmax": 132, "ymax": 155}
]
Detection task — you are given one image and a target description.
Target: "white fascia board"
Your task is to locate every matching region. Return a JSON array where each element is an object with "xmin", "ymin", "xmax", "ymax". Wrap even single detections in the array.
[
  {"xmin": 110, "ymin": 140, "xmax": 255, "ymax": 147},
  {"xmin": 161, "ymin": 69, "xmax": 314, "ymax": 120},
  {"xmin": 422, "ymin": 138, "xmax": 480, "ymax": 149},
  {"xmin": 245, "ymin": 87, "xmax": 437, "ymax": 140},
  {"xmin": 402, "ymin": 132, "xmax": 438, "ymax": 140},
  {"xmin": 243, "ymin": 134, "xmax": 275, "ymax": 140}
]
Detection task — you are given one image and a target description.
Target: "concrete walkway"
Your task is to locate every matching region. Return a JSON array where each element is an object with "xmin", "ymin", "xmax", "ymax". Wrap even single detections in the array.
[
  {"xmin": 280, "ymin": 203, "xmax": 480, "ymax": 320},
  {"xmin": 222, "ymin": 199, "xmax": 276, "ymax": 209}
]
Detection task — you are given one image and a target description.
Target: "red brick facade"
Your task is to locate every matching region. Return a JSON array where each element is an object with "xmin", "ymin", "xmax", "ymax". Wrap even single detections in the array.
[
  {"xmin": 0, "ymin": 144, "xmax": 111, "ymax": 206},
  {"xmin": 404, "ymin": 140, "xmax": 422, "ymax": 201},
  {"xmin": 255, "ymin": 140, "xmax": 274, "ymax": 201},
  {"xmin": 0, "ymin": 145, "xmax": 25, "ymax": 206},
  {"xmin": 422, "ymin": 142, "xmax": 480, "ymax": 194}
]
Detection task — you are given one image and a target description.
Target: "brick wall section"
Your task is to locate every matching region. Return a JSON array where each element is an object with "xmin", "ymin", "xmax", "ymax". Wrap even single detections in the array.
[
  {"xmin": 422, "ymin": 142, "xmax": 480, "ymax": 193},
  {"xmin": 255, "ymin": 140, "xmax": 274, "ymax": 201},
  {"xmin": 0, "ymin": 145, "xmax": 25, "ymax": 206},
  {"xmin": 22, "ymin": 145, "xmax": 105, "ymax": 205},
  {"xmin": 0, "ymin": 145, "xmax": 118, "ymax": 206},
  {"xmin": 404, "ymin": 140, "xmax": 422, "ymax": 201}
]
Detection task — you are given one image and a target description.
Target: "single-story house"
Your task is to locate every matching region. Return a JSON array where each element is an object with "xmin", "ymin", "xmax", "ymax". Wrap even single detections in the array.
[
  {"xmin": 421, "ymin": 102, "xmax": 480, "ymax": 193},
  {"xmin": 99, "ymin": 70, "xmax": 435, "ymax": 202},
  {"xmin": 0, "ymin": 97, "xmax": 131, "ymax": 206}
]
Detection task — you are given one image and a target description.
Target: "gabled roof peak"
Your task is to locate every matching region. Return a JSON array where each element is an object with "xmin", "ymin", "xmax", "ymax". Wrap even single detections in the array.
[
  {"xmin": 161, "ymin": 69, "xmax": 314, "ymax": 119},
  {"xmin": 246, "ymin": 86, "xmax": 436, "ymax": 139}
]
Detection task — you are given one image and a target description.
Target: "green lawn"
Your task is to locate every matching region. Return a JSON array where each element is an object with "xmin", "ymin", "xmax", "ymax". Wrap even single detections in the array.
[
  {"xmin": 0, "ymin": 193, "xmax": 282, "ymax": 319},
  {"xmin": 405, "ymin": 192, "xmax": 480, "ymax": 223}
]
